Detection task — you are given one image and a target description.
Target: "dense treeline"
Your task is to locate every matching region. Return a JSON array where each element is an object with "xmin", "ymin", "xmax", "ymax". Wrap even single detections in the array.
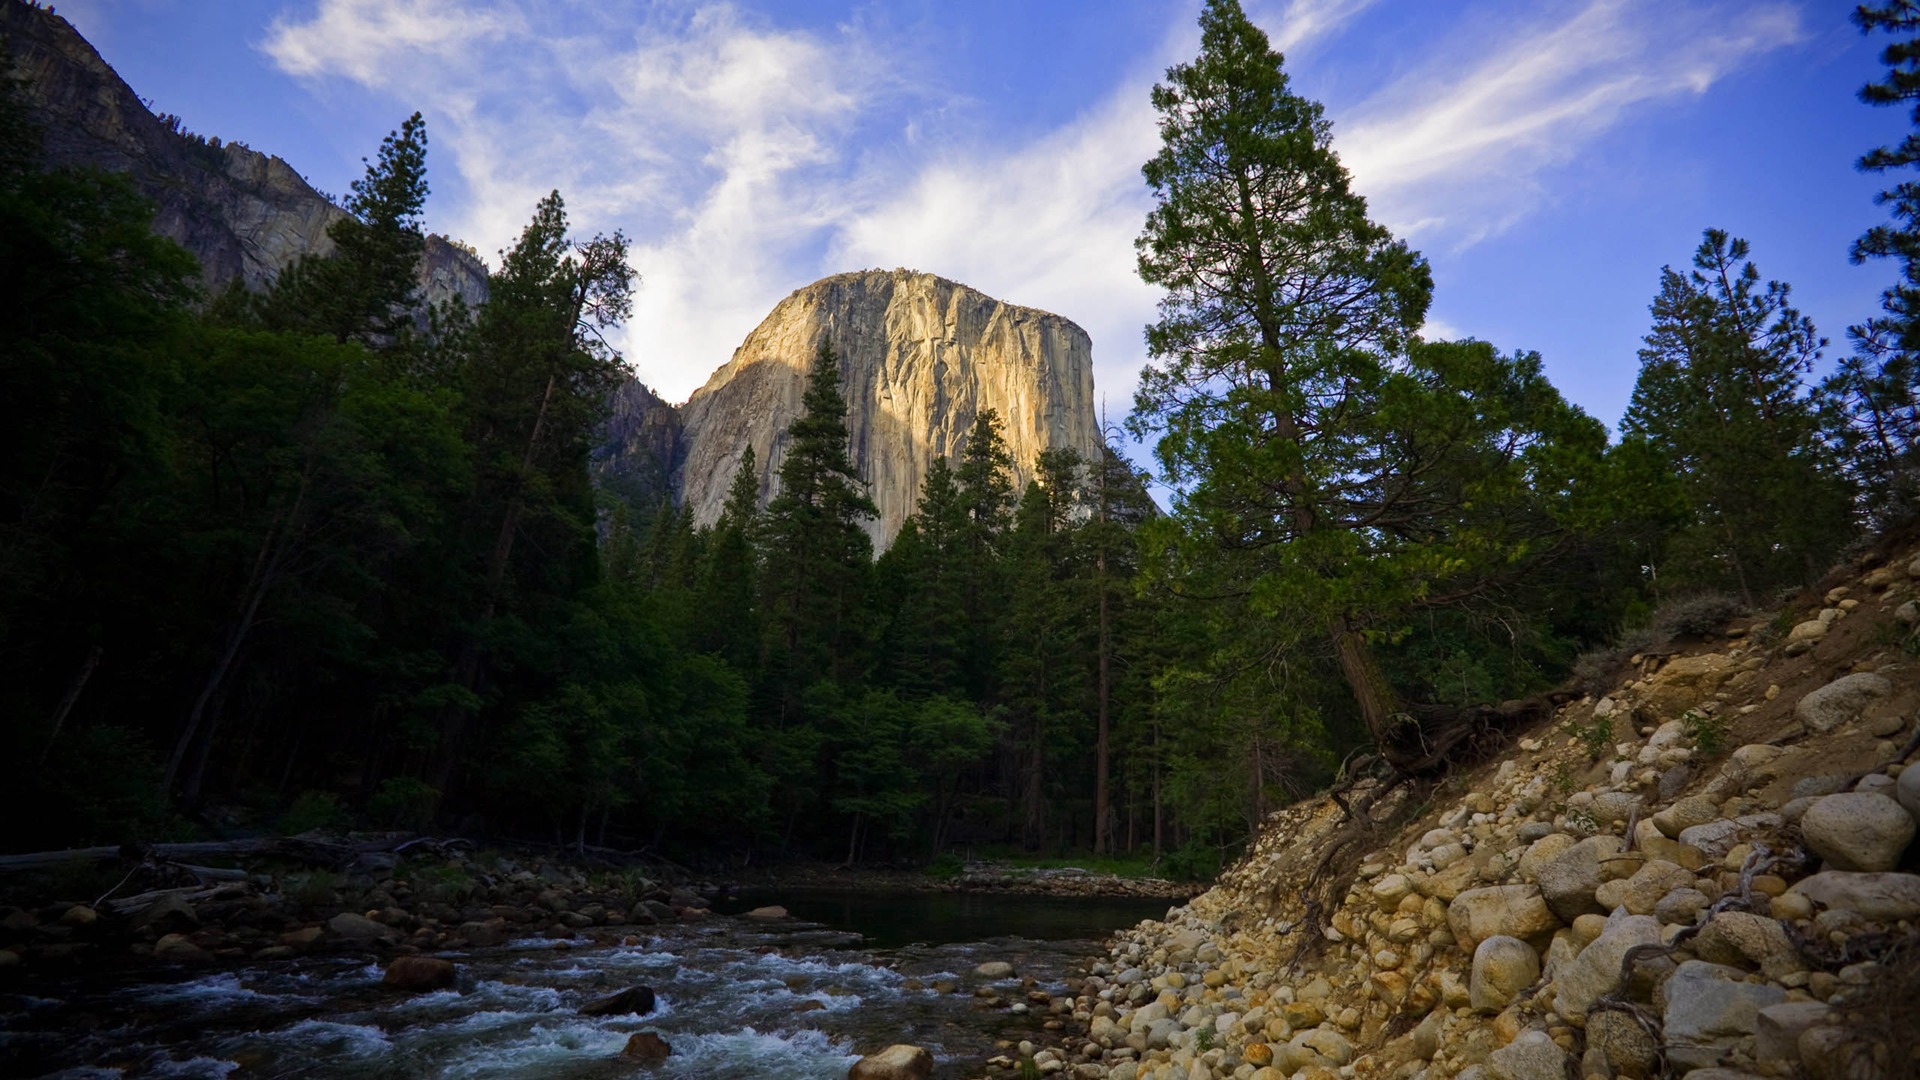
[{"xmin": 6, "ymin": 1, "xmax": 1920, "ymax": 874}]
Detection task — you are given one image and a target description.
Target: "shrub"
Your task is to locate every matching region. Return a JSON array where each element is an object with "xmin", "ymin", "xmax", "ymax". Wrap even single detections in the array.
[
  {"xmin": 1160, "ymin": 841, "xmax": 1222, "ymax": 883},
  {"xmin": 926, "ymin": 852, "xmax": 964, "ymax": 880},
  {"xmin": 281, "ymin": 790, "xmax": 345, "ymax": 835},
  {"xmin": 1681, "ymin": 708, "xmax": 1730, "ymax": 757},
  {"xmin": 367, "ymin": 777, "xmax": 439, "ymax": 831},
  {"xmin": 1650, "ymin": 592, "xmax": 1747, "ymax": 640}
]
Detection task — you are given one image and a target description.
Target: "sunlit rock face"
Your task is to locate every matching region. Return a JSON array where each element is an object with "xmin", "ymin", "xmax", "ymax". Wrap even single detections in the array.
[
  {"xmin": 2, "ymin": 3, "xmax": 488, "ymax": 307},
  {"xmin": 673, "ymin": 269, "xmax": 1102, "ymax": 545}
]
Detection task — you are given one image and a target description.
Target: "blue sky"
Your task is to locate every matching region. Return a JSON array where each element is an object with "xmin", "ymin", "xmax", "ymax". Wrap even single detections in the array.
[{"xmin": 52, "ymin": 0, "xmax": 1910, "ymax": 447}]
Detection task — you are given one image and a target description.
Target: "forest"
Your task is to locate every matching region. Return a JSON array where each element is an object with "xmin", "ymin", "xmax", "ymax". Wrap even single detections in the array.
[{"xmin": 4, "ymin": 0, "xmax": 1919, "ymax": 879}]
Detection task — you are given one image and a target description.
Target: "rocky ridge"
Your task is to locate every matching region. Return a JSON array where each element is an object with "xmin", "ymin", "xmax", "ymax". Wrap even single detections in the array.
[
  {"xmin": 997, "ymin": 546, "xmax": 1920, "ymax": 1080},
  {"xmin": 1, "ymin": 3, "xmax": 487, "ymax": 307},
  {"xmin": 673, "ymin": 269, "xmax": 1104, "ymax": 545}
]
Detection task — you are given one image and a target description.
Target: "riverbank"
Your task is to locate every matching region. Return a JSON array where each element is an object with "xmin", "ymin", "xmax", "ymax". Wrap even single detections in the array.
[{"xmin": 734, "ymin": 860, "xmax": 1196, "ymax": 901}]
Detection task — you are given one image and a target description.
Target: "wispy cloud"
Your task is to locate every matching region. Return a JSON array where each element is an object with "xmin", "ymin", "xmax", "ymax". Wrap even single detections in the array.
[
  {"xmin": 258, "ymin": 0, "xmax": 1801, "ymax": 409},
  {"xmin": 1337, "ymin": 0, "xmax": 1803, "ymax": 248}
]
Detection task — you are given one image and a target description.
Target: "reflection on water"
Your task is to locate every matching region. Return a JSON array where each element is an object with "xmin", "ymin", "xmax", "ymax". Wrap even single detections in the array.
[{"xmin": 1, "ymin": 890, "xmax": 1174, "ymax": 1080}]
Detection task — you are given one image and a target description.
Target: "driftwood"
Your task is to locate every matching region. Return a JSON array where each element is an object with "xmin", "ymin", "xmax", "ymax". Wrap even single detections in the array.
[{"xmin": 0, "ymin": 833, "xmax": 471, "ymax": 874}]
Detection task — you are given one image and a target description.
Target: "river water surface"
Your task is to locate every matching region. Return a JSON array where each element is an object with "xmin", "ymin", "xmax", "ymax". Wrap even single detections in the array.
[{"xmin": 2, "ymin": 890, "xmax": 1174, "ymax": 1080}]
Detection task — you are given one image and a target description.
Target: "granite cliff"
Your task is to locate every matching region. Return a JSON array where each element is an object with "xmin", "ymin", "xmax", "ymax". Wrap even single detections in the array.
[
  {"xmin": 0, "ymin": 2, "xmax": 487, "ymax": 307},
  {"xmin": 4, "ymin": 7, "xmax": 1103, "ymax": 541},
  {"xmin": 672, "ymin": 269, "xmax": 1103, "ymax": 544}
]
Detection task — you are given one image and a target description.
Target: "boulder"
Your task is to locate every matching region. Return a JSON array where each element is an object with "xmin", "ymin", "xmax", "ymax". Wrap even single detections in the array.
[
  {"xmin": 1800, "ymin": 792, "xmax": 1916, "ymax": 871},
  {"xmin": 1898, "ymin": 760, "xmax": 1920, "ymax": 820},
  {"xmin": 1616, "ymin": 859, "xmax": 1694, "ymax": 916},
  {"xmin": 1469, "ymin": 935, "xmax": 1540, "ymax": 1013},
  {"xmin": 1677, "ymin": 814, "xmax": 1782, "ymax": 859},
  {"xmin": 1643, "ymin": 653, "xmax": 1739, "ymax": 719},
  {"xmin": 622, "ymin": 1032, "xmax": 672, "ymax": 1064},
  {"xmin": 1294, "ymin": 1027, "xmax": 1352, "ymax": 1066},
  {"xmin": 1447, "ymin": 885, "xmax": 1562, "ymax": 949},
  {"xmin": 382, "ymin": 956, "xmax": 456, "ymax": 991},
  {"xmin": 974, "ymin": 961, "xmax": 1015, "ymax": 979},
  {"xmin": 580, "ymin": 984, "xmax": 656, "ymax": 1016},
  {"xmin": 327, "ymin": 912, "xmax": 396, "ymax": 942},
  {"xmin": 1753, "ymin": 1001, "xmax": 1831, "ymax": 1065},
  {"xmin": 744, "ymin": 905, "xmax": 789, "ymax": 919},
  {"xmin": 132, "ymin": 893, "xmax": 200, "ymax": 933},
  {"xmin": 1691, "ymin": 912, "xmax": 1803, "ymax": 979},
  {"xmin": 1662, "ymin": 960, "xmax": 1784, "ymax": 1071},
  {"xmin": 1651, "ymin": 795, "xmax": 1719, "ymax": 839},
  {"xmin": 1586, "ymin": 1008, "xmax": 1657, "ymax": 1079},
  {"xmin": 152, "ymin": 932, "xmax": 212, "ymax": 963},
  {"xmin": 1793, "ymin": 672, "xmax": 1893, "ymax": 733},
  {"xmin": 1487, "ymin": 1030, "xmax": 1568, "ymax": 1080},
  {"xmin": 1553, "ymin": 913, "xmax": 1661, "ymax": 1022},
  {"xmin": 848, "ymin": 1044, "xmax": 933, "ymax": 1080},
  {"xmin": 1786, "ymin": 871, "xmax": 1920, "ymax": 921},
  {"xmin": 1538, "ymin": 835, "xmax": 1623, "ymax": 922}
]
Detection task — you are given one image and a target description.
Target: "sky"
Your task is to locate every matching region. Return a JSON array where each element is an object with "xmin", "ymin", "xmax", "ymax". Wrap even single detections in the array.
[{"xmin": 48, "ymin": 0, "xmax": 1912, "ymax": 455}]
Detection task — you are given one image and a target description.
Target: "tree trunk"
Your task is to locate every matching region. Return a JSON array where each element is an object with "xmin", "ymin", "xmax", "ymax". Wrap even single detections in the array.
[
  {"xmin": 1094, "ymin": 492, "xmax": 1111, "ymax": 854},
  {"xmin": 167, "ymin": 477, "xmax": 308, "ymax": 794},
  {"xmin": 430, "ymin": 371, "xmax": 558, "ymax": 794},
  {"xmin": 1331, "ymin": 616, "xmax": 1403, "ymax": 761},
  {"xmin": 41, "ymin": 644, "xmax": 102, "ymax": 764}
]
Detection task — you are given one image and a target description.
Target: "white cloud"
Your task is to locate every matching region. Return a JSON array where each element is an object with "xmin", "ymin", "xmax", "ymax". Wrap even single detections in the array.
[
  {"xmin": 263, "ymin": 0, "xmax": 522, "ymax": 83},
  {"xmin": 1336, "ymin": 0, "xmax": 1803, "ymax": 248},
  {"xmin": 257, "ymin": 0, "xmax": 1801, "ymax": 410}
]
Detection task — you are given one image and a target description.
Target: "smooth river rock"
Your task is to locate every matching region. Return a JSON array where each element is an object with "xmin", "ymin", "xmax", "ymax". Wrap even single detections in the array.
[{"xmin": 1799, "ymin": 792, "xmax": 1916, "ymax": 871}]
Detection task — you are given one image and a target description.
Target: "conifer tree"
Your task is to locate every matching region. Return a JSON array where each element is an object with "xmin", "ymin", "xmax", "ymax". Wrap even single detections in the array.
[
  {"xmin": 1623, "ymin": 230, "xmax": 1852, "ymax": 600},
  {"xmin": 1132, "ymin": 0, "xmax": 1609, "ymax": 771},
  {"xmin": 259, "ymin": 113, "xmax": 430, "ymax": 345},
  {"xmin": 759, "ymin": 341, "xmax": 878, "ymax": 712},
  {"xmin": 1822, "ymin": 4, "xmax": 1920, "ymax": 522}
]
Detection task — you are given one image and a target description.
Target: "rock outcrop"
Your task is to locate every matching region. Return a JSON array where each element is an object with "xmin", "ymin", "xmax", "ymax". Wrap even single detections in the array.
[
  {"xmin": 1008, "ymin": 542, "xmax": 1920, "ymax": 1080},
  {"xmin": 0, "ymin": 3, "xmax": 487, "ymax": 307},
  {"xmin": 673, "ymin": 269, "xmax": 1103, "ymax": 544}
]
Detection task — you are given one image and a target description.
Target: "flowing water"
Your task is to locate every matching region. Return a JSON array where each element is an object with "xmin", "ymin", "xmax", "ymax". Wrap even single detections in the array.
[{"xmin": 1, "ymin": 891, "xmax": 1175, "ymax": 1079}]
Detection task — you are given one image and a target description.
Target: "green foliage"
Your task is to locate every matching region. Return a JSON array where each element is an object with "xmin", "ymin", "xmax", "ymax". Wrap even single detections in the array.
[
  {"xmin": 1128, "ymin": 1, "xmax": 1613, "ymax": 768},
  {"xmin": 1623, "ymin": 230, "xmax": 1854, "ymax": 601},
  {"xmin": 368, "ymin": 777, "xmax": 441, "ymax": 831},
  {"xmin": 1680, "ymin": 708, "xmax": 1730, "ymax": 757},
  {"xmin": 282, "ymin": 791, "xmax": 347, "ymax": 834},
  {"xmin": 1160, "ymin": 840, "xmax": 1223, "ymax": 883},
  {"xmin": 284, "ymin": 869, "xmax": 343, "ymax": 910},
  {"xmin": 1566, "ymin": 711, "xmax": 1616, "ymax": 761},
  {"xmin": 925, "ymin": 852, "xmax": 965, "ymax": 880}
]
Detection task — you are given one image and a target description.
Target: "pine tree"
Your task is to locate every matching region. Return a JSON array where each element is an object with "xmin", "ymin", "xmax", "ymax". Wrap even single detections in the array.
[
  {"xmin": 1132, "ymin": 0, "xmax": 1429, "ymax": 757},
  {"xmin": 1822, "ymin": 4, "xmax": 1920, "ymax": 522},
  {"xmin": 258, "ymin": 113, "xmax": 430, "ymax": 345},
  {"xmin": 1623, "ymin": 230, "xmax": 1853, "ymax": 600},
  {"xmin": 1132, "ymin": 1, "xmax": 1615, "ymax": 773},
  {"xmin": 759, "ymin": 340, "xmax": 878, "ymax": 714}
]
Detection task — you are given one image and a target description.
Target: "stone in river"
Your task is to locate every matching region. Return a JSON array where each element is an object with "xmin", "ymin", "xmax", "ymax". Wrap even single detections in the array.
[
  {"xmin": 382, "ymin": 956, "xmax": 456, "ymax": 991},
  {"xmin": 744, "ymin": 905, "xmax": 789, "ymax": 919},
  {"xmin": 581, "ymin": 984, "xmax": 656, "ymax": 1016},
  {"xmin": 849, "ymin": 1043, "xmax": 934, "ymax": 1080},
  {"xmin": 975, "ymin": 960, "xmax": 1016, "ymax": 979},
  {"xmin": 622, "ymin": 1032, "xmax": 672, "ymax": 1063}
]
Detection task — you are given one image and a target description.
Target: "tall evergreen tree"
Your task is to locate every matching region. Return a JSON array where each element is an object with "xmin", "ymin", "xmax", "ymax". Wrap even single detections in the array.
[
  {"xmin": 1821, "ymin": 4, "xmax": 1920, "ymax": 522},
  {"xmin": 1623, "ymin": 230, "xmax": 1852, "ymax": 600},
  {"xmin": 257, "ymin": 113, "xmax": 430, "ymax": 345},
  {"xmin": 759, "ymin": 340, "xmax": 878, "ymax": 714}
]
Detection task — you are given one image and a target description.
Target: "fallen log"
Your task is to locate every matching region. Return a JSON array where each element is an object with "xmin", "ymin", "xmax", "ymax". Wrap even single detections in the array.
[{"xmin": 0, "ymin": 833, "xmax": 457, "ymax": 873}]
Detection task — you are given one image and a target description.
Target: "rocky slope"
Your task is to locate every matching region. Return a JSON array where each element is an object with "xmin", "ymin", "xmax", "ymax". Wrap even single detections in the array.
[
  {"xmin": 673, "ymin": 269, "xmax": 1104, "ymax": 544},
  {"xmin": 0, "ymin": 2, "xmax": 487, "ymax": 307},
  {"xmin": 1001, "ymin": 545, "xmax": 1920, "ymax": 1080}
]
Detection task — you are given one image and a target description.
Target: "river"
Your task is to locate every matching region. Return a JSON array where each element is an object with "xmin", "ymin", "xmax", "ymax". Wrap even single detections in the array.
[{"xmin": 1, "ymin": 890, "xmax": 1175, "ymax": 1079}]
